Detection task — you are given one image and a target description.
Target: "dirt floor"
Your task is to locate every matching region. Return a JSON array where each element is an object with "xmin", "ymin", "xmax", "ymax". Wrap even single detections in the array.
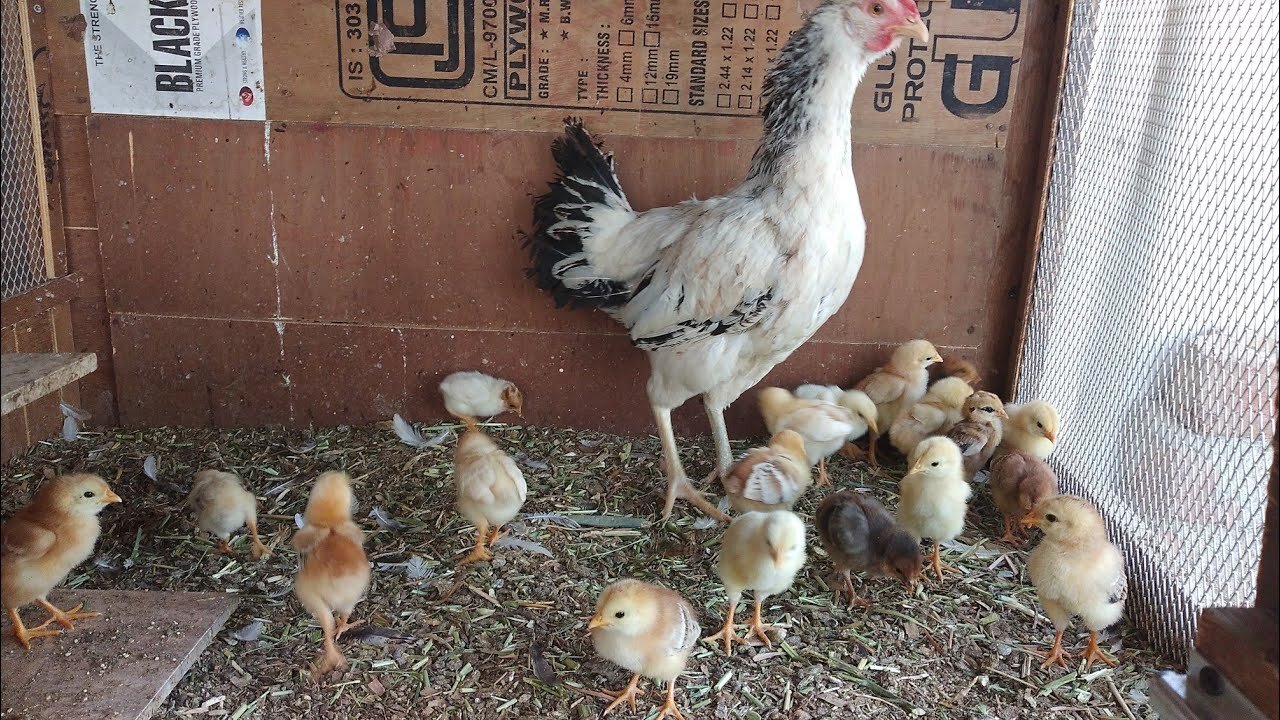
[{"xmin": 1, "ymin": 422, "xmax": 1168, "ymax": 719}]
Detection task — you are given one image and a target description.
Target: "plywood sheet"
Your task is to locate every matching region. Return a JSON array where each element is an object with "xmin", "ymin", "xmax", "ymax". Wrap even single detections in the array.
[{"xmin": 268, "ymin": 0, "xmax": 1027, "ymax": 145}]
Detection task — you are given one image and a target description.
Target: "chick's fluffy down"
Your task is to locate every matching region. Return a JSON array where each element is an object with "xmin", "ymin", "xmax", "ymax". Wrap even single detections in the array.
[
  {"xmin": 454, "ymin": 430, "xmax": 527, "ymax": 529},
  {"xmin": 717, "ymin": 511, "xmax": 807, "ymax": 599},
  {"xmin": 440, "ymin": 371, "xmax": 520, "ymax": 419},
  {"xmin": 591, "ymin": 579, "xmax": 700, "ymax": 683},
  {"xmin": 1028, "ymin": 496, "xmax": 1126, "ymax": 632},
  {"xmin": 293, "ymin": 472, "xmax": 371, "ymax": 620},
  {"xmin": 188, "ymin": 469, "xmax": 257, "ymax": 540},
  {"xmin": 898, "ymin": 438, "xmax": 971, "ymax": 543}
]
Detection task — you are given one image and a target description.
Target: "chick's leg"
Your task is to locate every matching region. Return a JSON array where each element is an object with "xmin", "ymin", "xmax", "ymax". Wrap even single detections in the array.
[
  {"xmin": 866, "ymin": 431, "xmax": 882, "ymax": 471},
  {"xmin": 655, "ymin": 679, "xmax": 687, "ymax": 720},
  {"xmin": 333, "ymin": 613, "xmax": 365, "ymax": 640},
  {"xmin": 34, "ymin": 598, "xmax": 99, "ymax": 631},
  {"xmin": 311, "ymin": 612, "xmax": 348, "ymax": 675},
  {"xmin": 655, "ymin": 406, "xmax": 729, "ymax": 522},
  {"xmin": 836, "ymin": 569, "xmax": 871, "ymax": 609},
  {"xmin": 747, "ymin": 593, "xmax": 775, "ymax": 647},
  {"xmin": 702, "ymin": 595, "xmax": 743, "ymax": 654},
  {"xmin": 1038, "ymin": 628, "xmax": 1071, "ymax": 669},
  {"xmin": 817, "ymin": 458, "xmax": 831, "ymax": 487},
  {"xmin": 246, "ymin": 517, "xmax": 270, "ymax": 560},
  {"xmin": 1081, "ymin": 631, "xmax": 1118, "ymax": 669},
  {"xmin": 600, "ymin": 672, "xmax": 644, "ymax": 715},
  {"xmin": 928, "ymin": 542, "xmax": 957, "ymax": 582},
  {"xmin": 215, "ymin": 538, "xmax": 234, "ymax": 554},
  {"xmin": 998, "ymin": 515, "xmax": 1022, "ymax": 546},
  {"xmin": 458, "ymin": 520, "xmax": 493, "ymax": 566},
  {"xmin": 7, "ymin": 607, "xmax": 62, "ymax": 650}
]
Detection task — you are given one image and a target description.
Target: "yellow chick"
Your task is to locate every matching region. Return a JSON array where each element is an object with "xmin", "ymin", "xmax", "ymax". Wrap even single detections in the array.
[
  {"xmin": 897, "ymin": 437, "xmax": 971, "ymax": 582},
  {"xmin": 759, "ymin": 387, "xmax": 870, "ymax": 486},
  {"xmin": 293, "ymin": 471, "xmax": 372, "ymax": 675},
  {"xmin": 439, "ymin": 370, "xmax": 523, "ymax": 422},
  {"xmin": 721, "ymin": 430, "xmax": 811, "ymax": 514},
  {"xmin": 589, "ymin": 579, "xmax": 700, "ymax": 720},
  {"xmin": 854, "ymin": 339, "xmax": 943, "ymax": 468},
  {"xmin": 1, "ymin": 473, "xmax": 121, "ymax": 650},
  {"xmin": 452, "ymin": 419, "xmax": 528, "ymax": 566},
  {"xmin": 1025, "ymin": 495, "xmax": 1127, "ymax": 670},
  {"xmin": 186, "ymin": 469, "xmax": 269, "ymax": 559},
  {"xmin": 704, "ymin": 511, "xmax": 806, "ymax": 654},
  {"xmin": 1002, "ymin": 400, "xmax": 1061, "ymax": 460},
  {"xmin": 888, "ymin": 376, "xmax": 974, "ymax": 458}
]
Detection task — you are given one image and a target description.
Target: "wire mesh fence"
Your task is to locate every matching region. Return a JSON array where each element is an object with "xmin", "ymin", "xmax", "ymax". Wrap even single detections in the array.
[
  {"xmin": 1016, "ymin": 0, "xmax": 1280, "ymax": 663},
  {"xmin": 1, "ymin": 1, "xmax": 50, "ymax": 300}
]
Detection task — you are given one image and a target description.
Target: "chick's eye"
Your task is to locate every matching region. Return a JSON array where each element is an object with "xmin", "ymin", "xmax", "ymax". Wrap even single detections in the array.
[
  {"xmin": 870, "ymin": 2, "xmax": 884, "ymax": 14},
  {"xmin": 1036, "ymin": 421, "xmax": 1044, "ymax": 428},
  {"xmin": 614, "ymin": 611, "xmax": 625, "ymax": 619},
  {"xmin": 83, "ymin": 491, "xmax": 95, "ymax": 498},
  {"xmin": 1046, "ymin": 514, "xmax": 1058, "ymax": 523},
  {"xmin": 930, "ymin": 461, "xmax": 939, "ymax": 467},
  {"xmin": 982, "ymin": 407, "xmax": 994, "ymax": 413}
]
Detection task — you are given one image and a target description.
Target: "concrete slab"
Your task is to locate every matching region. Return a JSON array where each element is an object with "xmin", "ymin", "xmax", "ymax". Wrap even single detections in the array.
[{"xmin": 0, "ymin": 589, "xmax": 238, "ymax": 720}]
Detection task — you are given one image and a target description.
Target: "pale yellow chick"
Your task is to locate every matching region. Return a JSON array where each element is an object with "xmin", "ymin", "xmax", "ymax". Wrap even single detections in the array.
[
  {"xmin": 589, "ymin": 579, "xmax": 701, "ymax": 720},
  {"xmin": 759, "ymin": 387, "xmax": 873, "ymax": 486},
  {"xmin": 452, "ymin": 421, "xmax": 528, "ymax": 566},
  {"xmin": 897, "ymin": 436, "xmax": 971, "ymax": 581},
  {"xmin": 854, "ymin": 339, "xmax": 943, "ymax": 467},
  {"xmin": 721, "ymin": 430, "xmax": 811, "ymax": 514},
  {"xmin": 888, "ymin": 376, "xmax": 974, "ymax": 458},
  {"xmin": 293, "ymin": 471, "xmax": 372, "ymax": 675},
  {"xmin": 1002, "ymin": 400, "xmax": 1061, "ymax": 460},
  {"xmin": 186, "ymin": 469, "xmax": 269, "ymax": 559},
  {"xmin": 704, "ymin": 511, "xmax": 806, "ymax": 654},
  {"xmin": 1026, "ymin": 495, "xmax": 1127, "ymax": 670},
  {"xmin": 439, "ymin": 371, "xmax": 523, "ymax": 422}
]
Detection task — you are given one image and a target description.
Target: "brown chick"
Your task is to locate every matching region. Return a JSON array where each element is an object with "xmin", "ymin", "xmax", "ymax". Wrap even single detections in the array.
[
  {"xmin": 704, "ymin": 511, "xmax": 806, "ymax": 653},
  {"xmin": 945, "ymin": 391, "xmax": 1008, "ymax": 480},
  {"xmin": 854, "ymin": 339, "xmax": 943, "ymax": 468},
  {"xmin": 1026, "ymin": 495, "xmax": 1127, "ymax": 670},
  {"xmin": 589, "ymin": 579, "xmax": 700, "ymax": 719},
  {"xmin": 988, "ymin": 450, "xmax": 1059, "ymax": 546},
  {"xmin": 452, "ymin": 418, "xmax": 528, "ymax": 566},
  {"xmin": 439, "ymin": 371, "xmax": 523, "ymax": 423},
  {"xmin": 929, "ymin": 356, "xmax": 981, "ymax": 387},
  {"xmin": 186, "ymin": 469, "xmax": 269, "ymax": 559},
  {"xmin": 721, "ymin": 430, "xmax": 811, "ymax": 515},
  {"xmin": 815, "ymin": 491, "xmax": 921, "ymax": 608},
  {"xmin": 293, "ymin": 471, "xmax": 372, "ymax": 675},
  {"xmin": 1, "ymin": 473, "xmax": 121, "ymax": 650}
]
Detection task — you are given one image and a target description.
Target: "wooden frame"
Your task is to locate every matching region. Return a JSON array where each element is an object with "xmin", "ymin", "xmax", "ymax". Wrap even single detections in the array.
[{"xmin": 14, "ymin": 0, "xmax": 57, "ymax": 281}]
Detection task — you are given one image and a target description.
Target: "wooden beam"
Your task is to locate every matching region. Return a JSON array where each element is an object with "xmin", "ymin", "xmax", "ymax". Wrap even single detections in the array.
[
  {"xmin": 0, "ymin": 272, "xmax": 83, "ymax": 328},
  {"xmin": 17, "ymin": 0, "xmax": 56, "ymax": 280},
  {"xmin": 1, "ymin": 351, "xmax": 96, "ymax": 415},
  {"xmin": 1195, "ymin": 607, "xmax": 1279, "ymax": 720}
]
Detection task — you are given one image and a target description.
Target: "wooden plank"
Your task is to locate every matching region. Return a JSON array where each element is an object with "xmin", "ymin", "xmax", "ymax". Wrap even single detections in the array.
[
  {"xmin": 1195, "ymin": 607, "xmax": 1279, "ymax": 720},
  {"xmin": 39, "ymin": 0, "xmax": 91, "ymax": 115},
  {"xmin": 16, "ymin": 0, "xmax": 57, "ymax": 279},
  {"xmin": 0, "ymin": 329, "xmax": 29, "ymax": 461},
  {"xmin": 0, "ymin": 273, "xmax": 83, "ymax": 329},
  {"xmin": 1257, "ymin": 391, "xmax": 1279, "ymax": 617},
  {"xmin": 0, "ymin": 589, "xmax": 238, "ymax": 720},
  {"xmin": 1, "ymin": 352, "xmax": 97, "ymax": 415},
  {"xmin": 63, "ymin": 228, "xmax": 117, "ymax": 424}
]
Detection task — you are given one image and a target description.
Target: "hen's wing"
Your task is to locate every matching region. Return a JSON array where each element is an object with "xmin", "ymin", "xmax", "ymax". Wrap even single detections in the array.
[
  {"xmin": 1, "ymin": 517, "xmax": 56, "ymax": 559},
  {"xmin": 620, "ymin": 199, "xmax": 790, "ymax": 351}
]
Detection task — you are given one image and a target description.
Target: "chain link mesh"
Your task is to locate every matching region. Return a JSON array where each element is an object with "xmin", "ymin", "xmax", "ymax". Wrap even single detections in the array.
[
  {"xmin": 1016, "ymin": 0, "xmax": 1280, "ymax": 663},
  {"xmin": 1, "ymin": 1, "xmax": 50, "ymax": 300}
]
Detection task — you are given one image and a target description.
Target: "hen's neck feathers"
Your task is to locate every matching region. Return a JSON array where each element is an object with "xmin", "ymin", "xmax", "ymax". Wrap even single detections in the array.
[{"xmin": 747, "ymin": 6, "xmax": 870, "ymax": 185}]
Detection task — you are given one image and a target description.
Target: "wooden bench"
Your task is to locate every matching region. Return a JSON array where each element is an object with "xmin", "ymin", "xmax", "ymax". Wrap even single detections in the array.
[{"xmin": 1, "ymin": 351, "xmax": 97, "ymax": 415}]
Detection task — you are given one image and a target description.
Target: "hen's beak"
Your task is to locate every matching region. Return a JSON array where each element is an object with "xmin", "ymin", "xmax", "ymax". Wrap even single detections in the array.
[
  {"xmin": 892, "ymin": 16, "xmax": 929, "ymax": 44},
  {"xmin": 587, "ymin": 615, "xmax": 607, "ymax": 632},
  {"xmin": 105, "ymin": 490, "xmax": 123, "ymax": 504},
  {"xmin": 1043, "ymin": 430, "xmax": 1057, "ymax": 443},
  {"xmin": 1021, "ymin": 512, "xmax": 1039, "ymax": 528}
]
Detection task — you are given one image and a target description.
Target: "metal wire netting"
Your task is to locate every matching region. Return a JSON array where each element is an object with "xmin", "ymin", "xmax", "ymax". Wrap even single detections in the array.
[
  {"xmin": 1016, "ymin": 0, "xmax": 1280, "ymax": 662},
  {"xmin": 1, "ymin": 1, "xmax": 49, "ymax": 300}
]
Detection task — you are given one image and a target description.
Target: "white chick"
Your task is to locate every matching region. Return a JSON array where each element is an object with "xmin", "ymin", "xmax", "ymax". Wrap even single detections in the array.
[
  {"xmin": 453, "ymin": 424, "xmax": 527, "ymax": 567},
  {"xmin": 1002, "ymin": 400, "xmax": 1061, "ymax": 460},
  {"xmin": 186, "ymin": 469, "xmax": 269, "ymax": 560},
  {"xmin": 794, "ymin": 383, "xmax": 842, "ymax": 404},
  {"xmin": 888, "ymin": 376, "xmax": 974, "ymax": 458},
  {"xmin": 1026, "ymin": 495, "xmax": 1127, "ymax": 670},
  {"xmin": 759, "ymin": 387, "xmax": 868, "ymax": 486},
  {"xmin": 704, "ymin": 511, "xmax": 806, "ymax": 654},
  {"xmin": 439, "ymin": 371, "xmax": 523, "ymax": 421},
  {"xmin": 897, "ymin": 436, "xmax": 971, "ymax": 582},
  {"xmin": 589, "ymin": 579, "xmax": 700, "ymax": 719}
]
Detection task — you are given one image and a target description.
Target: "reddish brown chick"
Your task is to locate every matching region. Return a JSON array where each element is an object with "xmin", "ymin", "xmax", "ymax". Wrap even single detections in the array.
[
  {"xmin": 989, "ymin": 450, "xmax": 1059, "ymax": 546},
  {"xmin": 815, "ymin": 490, "xmax": 922, "ymax": 608}
]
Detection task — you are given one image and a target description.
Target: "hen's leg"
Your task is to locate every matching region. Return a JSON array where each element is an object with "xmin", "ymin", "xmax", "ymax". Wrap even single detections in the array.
[
  {"xmin": 655, "ymin": 406, "xmax": 730, "ymax": 521},
  {"xmin": 702, "ymin": 398, "xmax": 734, "ymax": 484}
]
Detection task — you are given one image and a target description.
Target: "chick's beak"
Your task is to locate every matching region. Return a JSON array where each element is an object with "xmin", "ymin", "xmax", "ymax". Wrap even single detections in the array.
[
  {"xmin": 1043, "ymin": 430, "xmax": 1057, "ymax": 442},
  {"xmin": 1021, "ymin": 512, "xmax": 1039, "ymax": 528},
  {"xmin": 587, "ymin": 615, "xmax": 607, "ymax": 632},
  {"xmin": 105, "ymin": 490, "xmax": 123, "ymax": 504},
  {"xmin": 867, "ymin": 417, "xmax": 880, "ymax": 435},
  {"xmin": 892, "ymin": 15, "xmax": 929, "ymax": 43}
]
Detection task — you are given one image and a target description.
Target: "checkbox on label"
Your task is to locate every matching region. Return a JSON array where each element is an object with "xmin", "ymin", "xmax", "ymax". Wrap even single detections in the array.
[
  {"xmin": 744, "ymin": 3, "xmax": 759, "ymax": 19},
  {"xmin": 662, "ymin": 89, "xmax": 679, "ymax": 105},
  {"xmin": 643, "ymin": 31, "xmax": 660, "ymax": 47},
  {"xmin": 737, "ymin": 94, "xmax": 753, "ymax": 109},
  {"xmin": 765, "ymin": 4, "xmax": 781, "ymax": 20},
  {"xmin": 617, "ymin": 87, "xmax": 634, "ymax": 102},
  {"xmin": 721, "ymin": 3, "xmax": 737, "ymax": 19},
  {"xmin": 717, "ymin": 94, "xmax": 731, "ymax": 108},
  {"xmin": 642, "ymin": 88, "xmax": 658, "ymax": 103},
  {"xmin": 618, "ymin": 30, "xmax": 635, "ymax": 46}
]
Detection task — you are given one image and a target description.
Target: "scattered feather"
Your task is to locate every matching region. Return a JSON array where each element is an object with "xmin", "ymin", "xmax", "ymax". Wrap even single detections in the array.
[
  {"xmin": 521, "ymin": 512, "xmax": 582, "ymax": 529},
  {"xmin": 492, "ymin": 536, "xmax": 553, "ymax": 557},
  {"xmin": 143, "ymin": 454, "xmax": 159, "ymax": 481},
  {"xmin": 60, "ymin": 401, "xmax": 88, "ymax": 441},
  {"xmin": 93, "ymin": 554, "xmax": 123, "ymax": 572},
  {"xmin": 690, "ymin": 516, "xmax": 718, "ymax": 530},
  {"xmin": 289, "ymin": 438, "xmax": 318, "ymax": 453},
  {"xmin": 566, "ymin": 514, "xmax": 645, "ymax": 529},
  {"xmin": 531, "ymin": 632, "xmax": 559, "ymax": 685},
  {"xmin": 369, "ymin": 506, "xmax": 407, "ymax": 531},
  {"xmin": 294, "ymin": 512, "xmax": 305, "ymax": 528},
  {"xmin": 375, "ymin": 555, "xmax": 433, "ymax": 580},
  {"xmin": 513, "ymin": 453, "xmax": 550, "ymax": 470},
  {"xmin": 230, "ymin": 621, "xmax": 264, "ymax": 642},
  {"xmin": 393, "ymin": 414, "xmax": 450, "ymax": 449}
]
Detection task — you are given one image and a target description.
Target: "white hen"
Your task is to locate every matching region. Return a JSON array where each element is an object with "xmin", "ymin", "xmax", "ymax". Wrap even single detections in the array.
[{"xmin": 523, "ymin": 1, "xmax": 928, "ymax": 519}]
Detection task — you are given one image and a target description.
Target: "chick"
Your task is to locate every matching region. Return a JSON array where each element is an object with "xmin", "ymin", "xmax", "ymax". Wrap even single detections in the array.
[
  {"xmin": 439, "ymin": 371, "xmax": 523, "ymax": 423},
  {"xmin": 721, "ymin": 430, "xmax": 811, "ymax": 514},
  {"xmin": 897, "ymin": 437, "xmax": 971, "ymax": 582},
  {"xmin": 793, "ymin": 383, "xmax": 842, "ymax": 404},
  {"xmin": 815, "ymin": 491, "xmax": 922, "ymax": 608},
  {"xmin": 589, "ymin": 579, "xmax": 700, "ymax": 719},
  {"xmin": 1025, "ymin": 495, "xmax": 1127, "ymax": 669},
  {"xmin": 854, "ymin": 339, "xmax": 943, "ymax": 468},
  {"xmin": 759, "ymin": 387, "xmax": 872, "ymax": 486},
  {"xmin": 946, "ymin": 391, "xmax": 1009, "ymax": 479},
  {"xmin": 888, "ymin": 376, "xmax": 974, "ymax": 458},
  {"xmin": 704, "ymin": 511, "xmax": 806, "ymax": 653},
  {"xmin": 930, "ymin": 356, "xmax": 981, "ymax": 387},
  {"xmin": 186, "ymin": 469, "xmax": 269, "ymax": 559},
  {"xmin": 1002, "ymin": 400, "xmax": 1061, "ymax": 460},
  {"xmin": 988, "ymin": 450, "xmax": 1059, "ymax": 546},
  {"xmin": 452, "ymin": 418, "xmax": 528, "ymax": 566},
  {"xmin": 795, "ymin": 385, "xmax": 880, "ymax": 462},
  {"xmin": 1, "ymin": 473, "xmax": 121, "ymax": 650},
  {"xmin": 293, "ymin": 471, "xmax": 372, "ymax": 675}
]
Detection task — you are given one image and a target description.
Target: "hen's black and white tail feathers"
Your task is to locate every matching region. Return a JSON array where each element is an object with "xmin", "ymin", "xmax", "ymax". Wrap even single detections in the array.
[{"xmin": 523, "ymin": 117, "xmax": 636, "ymax": 310}]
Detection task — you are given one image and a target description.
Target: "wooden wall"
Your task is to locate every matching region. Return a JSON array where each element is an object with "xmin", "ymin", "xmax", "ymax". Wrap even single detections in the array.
[{"xmin": 30, "ymin": 0, "xmax": 1068, "ymax": 438}]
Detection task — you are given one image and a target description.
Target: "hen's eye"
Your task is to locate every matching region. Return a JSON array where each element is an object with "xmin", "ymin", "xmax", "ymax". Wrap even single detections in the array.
[
  {"xmin": 1046, "ymin": 513, "xmax": 1058, "ymax": 523},
  {"xmin": 614, "ymin": 611, "xmax": 625, "ymax": 619},
  {"xmin": 870, "ymin": 2, "xmax": 884, "ymax": 14},
  {"xmin": 83, "ymin": 491, "xmax": 95, "ymax": 498}
]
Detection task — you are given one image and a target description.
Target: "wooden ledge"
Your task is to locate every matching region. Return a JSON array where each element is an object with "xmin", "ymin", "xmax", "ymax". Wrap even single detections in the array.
[{"xmin": 1, "ymin": 351, "xmax": 97, "ymax": 415}]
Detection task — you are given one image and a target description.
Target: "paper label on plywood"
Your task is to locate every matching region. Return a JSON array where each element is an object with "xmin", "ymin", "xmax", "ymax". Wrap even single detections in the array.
[
  {"xmin": 80, "ymin": 0, "xmax": 266, "ymax": 120},
  {"xmin": 290, "ymin": 0, "xmax": 1024, "ymax": 144}
]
